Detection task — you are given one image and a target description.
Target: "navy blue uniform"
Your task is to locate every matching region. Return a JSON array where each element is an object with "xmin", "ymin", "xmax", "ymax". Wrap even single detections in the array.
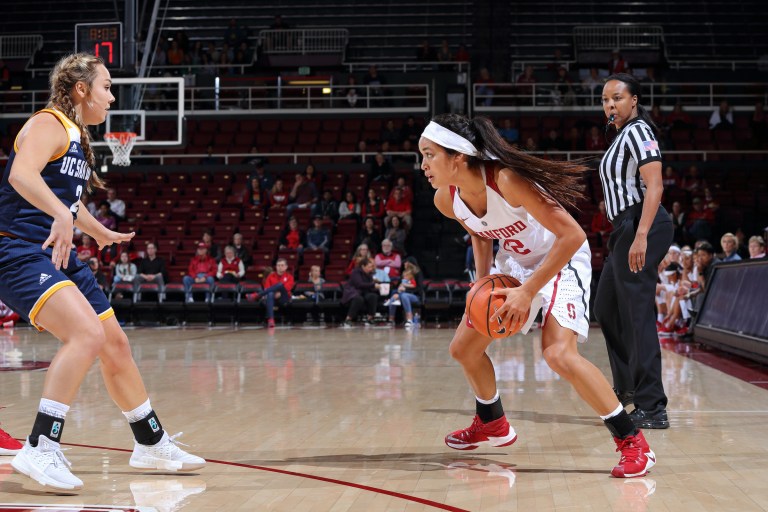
[{"xmin": 0, "ymin": 108, "xmax": 112, "ymax": 329}]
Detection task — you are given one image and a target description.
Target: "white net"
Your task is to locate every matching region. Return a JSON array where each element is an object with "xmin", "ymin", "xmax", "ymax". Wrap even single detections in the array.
[{"xmin": 104, "ymin": 132, "xmax": 137, "ymax": 166}]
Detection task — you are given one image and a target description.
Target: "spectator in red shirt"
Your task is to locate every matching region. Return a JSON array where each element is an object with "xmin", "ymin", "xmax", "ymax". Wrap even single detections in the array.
[
  {"xmin": 585, "ymin": 125, "xmax": 607, "ymax": 152},
  {"xmin": 686, "ymin": 197, "xmax": 714, "ymax": 242},
  {"xmin": 385, "ymin": 187, "xmax": 412, "ymax": 230},
  {"xmin": 362, "ymin": 188, "xmax": 385, "ymax": 220},
  {"xmin": 591, "ymin": 200, "xmax": 613, "ymax": 247},
  {"xmin": 608, "ymin": 49, "xmax": 628, "ymax": 74},
  {"xmin": 279, "ymin": 216, "xmax": 306, "ymax": 253},
  {"xmin": 268, "ymin": 179, "xmax": 289, "ymax": 209},
  {"xmin": 183, "ymin": 242, "xmax": 217, "ymax": 302},
  {"xmin": 375, "ymin": 239, "xmax": 402, "ymax": 279},
  {"xmin": 390, "ymin": 176, "xmax": 413, "ymax": 204},
  {"xmin": 346, "ymin": 243, "xmax": 371, "ymax": 275},
  {"xmin": 247, "ymin": 258, "xmax": 294, "ymax": 328},
  {"xmin": 76, "ymin": 233, "xmax": 98, "ymax": 262}
]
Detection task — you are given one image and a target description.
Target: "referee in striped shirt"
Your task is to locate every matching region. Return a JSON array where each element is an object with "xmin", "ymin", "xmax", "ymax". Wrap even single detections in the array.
[{"xmin": 594, "ymin": 73, "xmax": 674, "ymax": 430}]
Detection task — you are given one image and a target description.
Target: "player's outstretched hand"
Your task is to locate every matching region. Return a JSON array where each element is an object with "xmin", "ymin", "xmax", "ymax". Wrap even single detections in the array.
[{"xmin": 94, "ymin": 229, "xmax": 135, "ymax": 250}]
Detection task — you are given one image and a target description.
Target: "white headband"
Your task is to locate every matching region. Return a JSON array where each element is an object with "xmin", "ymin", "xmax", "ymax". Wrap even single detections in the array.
[{"xmin": 421, "ymin": 121, "xmax": 498, "ymax": 160}]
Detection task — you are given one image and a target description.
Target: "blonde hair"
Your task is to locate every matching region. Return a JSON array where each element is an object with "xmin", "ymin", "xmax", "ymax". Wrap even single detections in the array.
[
  {"xmin": 720, "ymin": 232, "xmax": 738, "ymax": 245},
  {"xmin": 48, "ymin": 52, "xmax": 106, "ymax": 191},
  {"xmin": 749, "ymin": 235, "xmax": 765, "ymax": 248}
]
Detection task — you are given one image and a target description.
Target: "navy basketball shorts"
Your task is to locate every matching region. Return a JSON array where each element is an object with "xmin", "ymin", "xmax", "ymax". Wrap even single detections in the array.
[{"xmin": 0, "ymin": 237, "xmax": 113, "ymax": 331}]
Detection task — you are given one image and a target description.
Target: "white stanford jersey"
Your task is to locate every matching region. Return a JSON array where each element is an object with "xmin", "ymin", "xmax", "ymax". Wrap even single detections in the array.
[{"xmin": 451, "ymin": 164, "xmax": 592, "ymax": 342}]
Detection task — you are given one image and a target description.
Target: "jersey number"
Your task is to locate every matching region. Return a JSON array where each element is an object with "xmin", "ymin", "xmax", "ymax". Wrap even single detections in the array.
[
  {"xmin": 70, "ymin": 185, "xmax": 83, "ymax": 214},
  {"xmin": 502, "ymin": 238, "xmax": 531, "ymax": 255}
]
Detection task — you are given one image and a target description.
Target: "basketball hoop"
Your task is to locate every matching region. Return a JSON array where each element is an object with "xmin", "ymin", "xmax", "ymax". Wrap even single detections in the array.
[{"xmin": 104, "ymin": 132, "xmax": 137, "ymax": 166}]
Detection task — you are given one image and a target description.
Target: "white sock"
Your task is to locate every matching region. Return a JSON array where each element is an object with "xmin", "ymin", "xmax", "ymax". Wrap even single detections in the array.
[
  {"xmin": 476, "ymin": 391, "xmax": 500, "ymax": 405},
  {"xmin": 599, "ymin": 403, "xmax": 624, "ymax": 420},
  {"xmin": 657, "ymin": 313, "xmax": 664, "ymax": 322},
  {"xmin": 39, "ymin": 398, "xmax": 69, "ymax": 419},
  {"xmin": 122, "ymin": 398, "xmax": 153, "ymax": 423}
]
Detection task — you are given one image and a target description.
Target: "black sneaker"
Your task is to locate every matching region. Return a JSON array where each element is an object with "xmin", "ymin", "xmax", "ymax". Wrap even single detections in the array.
[
  {"xmin": 629, "ymin": 408, "xmax": 669, "ymax": 429},
  {"xmin": 615, "ymin": 389, "xmax": 634, "ymax": 407}
]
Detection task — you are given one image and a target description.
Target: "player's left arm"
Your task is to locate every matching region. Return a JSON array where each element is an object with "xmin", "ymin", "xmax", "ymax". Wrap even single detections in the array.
[
  {"xmin": 491, "ymin": 168, "xmax": 586, "ymax": 325},
  {"xmin": 74, "ymin": 201, "xmax": 134, "ymax": 249}
]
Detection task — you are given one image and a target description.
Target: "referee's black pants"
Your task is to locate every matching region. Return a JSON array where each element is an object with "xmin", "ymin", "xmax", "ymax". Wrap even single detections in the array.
[{"xmin": 594, "ymin": 204, "xmax": 673, "ymax": 414}]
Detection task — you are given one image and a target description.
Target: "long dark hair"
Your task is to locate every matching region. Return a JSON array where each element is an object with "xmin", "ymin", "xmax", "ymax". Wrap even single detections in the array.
[
  {"xmin": 604, "ymin": 73, "xmax": 658, "ymax": 135},
  {"xmin": 431, "ymin": 113, "xmax": 587, "ymax": 210}
]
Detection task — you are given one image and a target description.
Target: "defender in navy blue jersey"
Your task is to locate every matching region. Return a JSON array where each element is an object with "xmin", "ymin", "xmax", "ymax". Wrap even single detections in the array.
[{"xmin": 0, "ymin": 53, "xmax": 204, "ymax": 491}]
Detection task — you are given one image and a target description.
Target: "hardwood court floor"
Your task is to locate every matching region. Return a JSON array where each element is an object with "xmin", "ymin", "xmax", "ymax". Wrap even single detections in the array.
[{"xmin": 0, "ymin": 323, "xmax": 767, "ymax": 512}]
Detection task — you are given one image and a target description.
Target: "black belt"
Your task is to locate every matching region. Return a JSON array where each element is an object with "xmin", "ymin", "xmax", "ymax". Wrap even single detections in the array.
[{"xmin": 609, "ymin": 202, "xmax": 644, "ymax": 228}]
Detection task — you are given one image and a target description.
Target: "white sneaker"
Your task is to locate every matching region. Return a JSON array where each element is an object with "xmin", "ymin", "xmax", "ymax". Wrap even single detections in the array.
[
  {"xmin": 131, "ymin": 477, "xmax": 207, "ymax": 512},
  {"xmin": 129, "ymin": 432, "xmax": 206, "ymax": 472},
  {"xmin": 11, "ymin": 435, "xmax": 84, "ymax": 490}
]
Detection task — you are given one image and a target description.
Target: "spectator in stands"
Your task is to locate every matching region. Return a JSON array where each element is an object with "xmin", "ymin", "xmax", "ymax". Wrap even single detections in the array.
[
  {"xmin": 362, "ymin": 188, "xmax": 386, "ymax": 220},
  {"xmin": 709, "ymin": 100, "xmax": 734, "ymax": 130},
  {"xmin": 303, "ymin": 265, "xmax": 326, "ymax": 305},
  {"xmin": 498, "ymin": 119, "xmax": 519, "ymax": 145},
  {"xmin": 686, "ymin": 197, "xmax": 713, "ymax": 242},
  {"xmin": 370, "ymin": 152, "xmax": 392, "ymax": 183},
  {"xmin": 662, "ymin": 166, "xmax": 680, "ymax": 189},
  {"xmin": 314, "ymin": 189, "xmax": 339, "ymax": 221},
  {"xmin": 394, "ymin": 139, "xmax": 417, "ymax": 164},
  {"xmin": 665, "ymin": 102, "xmax": 691, "ymax": 133},
  {"xmin": 670, "ymin": 201, "xmax": 687, "ymax": 245},
  {"xmin": 416, "ymin": 40, "xmax": 437, "ymax": 62},
  {"xmin": 437, "ymin": 40, "xmax": 453, "ymax": 66},
  {"xmin": 200, "ymin": 145, "xmax": 222, "ymax": 165},
  {"xmin": 88, "ymin": 257, "xmax": 108, "ymax": 294},
  {"xmin": 400, "ymin": 116, "xmax": 421, "ymax": 146},
  {"xmin": 303, "ymin": 163, "xmax": 322, "ymax": 189},
  {"xmin": 749, "ymin": 101, "xmax": 767, "ymax": 148},
  {"xmin": 694, "ymin": 242, "xmax": 716, "ymax": 295},
  {"xmin": 474, "ymin": 67, "xmax": 495, "ymax": 106},
  {"xmin": 286, "ymin": 172, "xmax": 318, "ymax": 217},
  {"xmin": 247, "ymin": 158, "xmax": 272, "ymax": 186},
  {"xmin": 231, "ymin": 233, "xmax": 252, "ymax": 268},
  {"xmin": 718, "ymin": 232, "xmax": 742, "ymax": 262},
  {"xmin": 346, "ymin": 243, "xmax": 371, "ymax": 276},
  {"xmin": 541, "ymin": 129, "xmax": 566, "ymax": 153},
  {"xmin": 357, "ymin": 216, "xmax": 381, "ymax": 254},
  {"xmin": 339, "ymin": 75, "xmax": 360, "ymax": 108},
  {"xmin": 591, "ymin": 200, "xmax": 612, "ymax": 247},
  {"xmin": 363, "ymin": 65, "xmax": 385, "ymax": 100},
  {"xmin": 187, "ymin": 41, "xmax": 204, "ymax": 66},
  {"xmin": 201, "ymin": 230, "xmax": 221, "ymax": 261},
  {"xmin": 523, "ymin": 136, "xmax": 538, "ymax": 152},
  {"xmin": 166, "ymin": 40, "xmax": 184, "ymax": 69},
  {"xmin": 340, "ymin": 258, "xmax": 381, "ymax": 327},
  {"xmin": 183, "ymin": 242, "xmax": 217, "ymax": 302},
  {"xmin": 455, "ymin": 44, "xmax": 470, "ymax": 62},
  {"xmin": 749, "ymin": 235, "xmax": 766, "ymax": 259},
  {"xmin": 216, "ymin": 245, "xmax": 245, "ymax": 298},
  {"xmin": 608, "ymin": 49, "xmax": 628, "ymax": 74},
  {"xmin": 268, "ymin": 178, "xmax": 289, "ymax": 209},
  {"xmin": 581, "ymin": 67, "xmax": 603, "ymax": 105},
  {"xmin": 585, "ymin": 125, "xmax": 606, "ymax": 152},
  {"xmin": 385, "ymin": 215, "xmax": 407, "ymax": 255},
  {"xmin": 380, "ymin": 120, "xmax": 401, "ymax": 146},
  {"xmin": 681, "ymin": 164, "xmax": 706, "ymax": 195},
  {"xmin": 244, "ymin": 176, "xmax": 266, "ymax": 213},
  {"xmin": 279, "ymin": 216, "xmax": 305, "ymax": 254},
  {"xmin": 306, "ymin": 215, "xmax": 330, "ymax": 252},
  {"xmin": 76, "ymin": 233, "xmax": 98, "ymax": 262},
  {"xmin": 136, "ymin": 242, "xmax": 167, "ymax": 291},
  {"xmin": 375, "ymin": 239, "xmax": 401, "ymax": 279},
  {"xmin": 106, "ymin": 188, "xmax": 126, "ymax": 222},
  {"xmin": 339, "ymin": 191, "xmax": 361, "ymax": 221},
  {"xmin": 81, "ymin": 191, "xmax": 98, "ymax": 216},
  {"xmin": 552, "ymin": 67, "xmax": 575, "ymax": 106},
  {"xmin": 95, "ymin": 201, "xmax": 117, "ymax": 231},
  {"xmin": 247, "ymin": 258, "xmax": 294, "ymax": 329},
  {"xmin": 385, "ymin": 258, "xmax": 423, "ymax": 327},
  {"xmin": 354, "ymin": 140, "xmax": 368, "ymax": 163},
  {"xmin": 223, "ymin": 18, "xmax": 249, "ymax": 48},
  {"xmin": 516, "ymin": 65, "xmax": 537, "ymax": 106},
  {"xmin": 113, "ymin": 252, "xmax": 137, "ymax": 287},
  {"xmin": 384, "ymin": 187, "xmax": 412, "ymax": 230}
]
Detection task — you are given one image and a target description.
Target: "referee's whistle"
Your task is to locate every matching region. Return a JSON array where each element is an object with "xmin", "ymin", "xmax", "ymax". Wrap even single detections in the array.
[{"xmin": 608, "ymin": 114, "xmax": 615, "ymax": 124}]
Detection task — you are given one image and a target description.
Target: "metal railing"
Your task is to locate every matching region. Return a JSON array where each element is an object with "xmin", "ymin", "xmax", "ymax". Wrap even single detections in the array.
[
  {"xmin": 102, "ymin": 151, "xmax": 421, "ymax": 167},
  {"xmin": 574, "ymin": 25, "xmax": 664, "ymax": 50},
  {"xmin": 472, "ymin": 82, "xmax": 768, "ymax": 111},
  {"xmin": 0, "ymin": 34, "xmax": 43, "ymax": 59},
  {"xmin": 259, "ymin": 28, "xmax": 349, "ymax": 56}
]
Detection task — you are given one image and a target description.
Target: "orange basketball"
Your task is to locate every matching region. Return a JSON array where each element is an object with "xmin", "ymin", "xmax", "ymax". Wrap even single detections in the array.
[{"xmin": 465, "ymin": 274, "xmax": 528, "ymax": 339}]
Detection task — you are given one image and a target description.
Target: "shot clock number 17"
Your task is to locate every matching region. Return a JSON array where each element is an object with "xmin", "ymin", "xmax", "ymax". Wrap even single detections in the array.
[{"xmin": 74, "ymin": 22, "xmax": 123, "ymax": 68}]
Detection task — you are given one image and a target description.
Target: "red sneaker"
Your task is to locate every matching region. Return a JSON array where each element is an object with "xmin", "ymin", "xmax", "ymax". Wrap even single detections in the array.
[
  {"xmin": 674, "ymin": 325, "xmax": 689, "ymax": 337},
  {"xmin": 612, "ymin": 430, "xmax": 656, "ymax": 478},
  {"xmin": 445, "ymin": 415, "xmax": 517, "ymax": 450},
  {"xmin": 0, "ymin": 426, "xmax": 22, "ymax": 455},
  {"xmin": 267, "ymin": 318, "xmax": 275, "ymax": 328},
  {"xmin": 657, "ymin": 324, "xmax": 674, "ymax": 338}
]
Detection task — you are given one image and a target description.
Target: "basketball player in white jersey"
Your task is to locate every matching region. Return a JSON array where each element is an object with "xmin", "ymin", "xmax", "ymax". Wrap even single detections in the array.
[{"xmin": 420, "ymin": 113, "xmax": 656, "ymax": 477}]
